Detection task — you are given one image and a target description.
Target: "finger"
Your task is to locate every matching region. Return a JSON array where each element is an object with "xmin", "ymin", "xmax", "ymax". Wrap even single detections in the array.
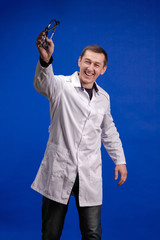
[
  {"xmin": 36, "ymin": 42, "xmax": 42, "ymax": 49},
  {"xmin": 36, "ymin": 31, "xmax": 46, "ymax": 42},
  {"xmin": 114, "ymin": 168, "xmax": 118, "ymax": 180},
  {"xmin": 45, "ymin": 37, "xmax": 54, "ymax": 46},
  {"xmin": 36, "ymin": 39, "xmax": 43, "ymax": 46},
  {"xmin": 37, "ymin": 31, "xmax": 46, "ymax": 38},
  {"xmin": 36, "ymin": 37, "xmax": 44, "ymax": 45},
  {"xmin": 118, "ymin": 176, "xmax": 127, "ymax": 186},
  {"xmin": 118, "ymin": 180, "xmax": 124, "ymax": 186},
  {"xmin": 36, "ymin": 39, "xmax": 44, "ymax": 48}
]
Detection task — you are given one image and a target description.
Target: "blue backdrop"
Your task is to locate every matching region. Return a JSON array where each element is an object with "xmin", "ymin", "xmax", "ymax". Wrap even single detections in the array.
[{"xmin": 0, "ymin": 0, "xmax": 160, "ymax": 239}]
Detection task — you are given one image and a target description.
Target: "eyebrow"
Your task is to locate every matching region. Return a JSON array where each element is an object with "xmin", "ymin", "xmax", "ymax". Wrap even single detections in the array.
[{"xmin": 84, "ymin": 58, "xmax": 101, "ymax": 65}]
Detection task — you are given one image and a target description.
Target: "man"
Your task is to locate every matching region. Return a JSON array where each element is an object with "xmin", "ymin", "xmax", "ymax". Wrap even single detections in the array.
[{"xmin": 31, "ymin": 31, "xmax": 127, "ymax": 240}]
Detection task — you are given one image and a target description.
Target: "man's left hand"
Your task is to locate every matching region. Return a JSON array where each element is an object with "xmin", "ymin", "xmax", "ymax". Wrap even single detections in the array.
[{"xmin": 114, "ymin": 164, "xmax": 127, "ymax": 186}]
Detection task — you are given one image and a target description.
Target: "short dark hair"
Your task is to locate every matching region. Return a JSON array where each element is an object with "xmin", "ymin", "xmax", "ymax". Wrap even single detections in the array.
[{"xmin": 81, "ymin": 45, "xmax": 108, "ymax": 66}]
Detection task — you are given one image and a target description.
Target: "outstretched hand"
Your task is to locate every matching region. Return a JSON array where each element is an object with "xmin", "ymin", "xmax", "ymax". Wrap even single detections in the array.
[
  {"xmin": 36, "ymin": 31, "xmax": 54, "ymax": 63},
  {"xmin": 114, "ymin": 164, "xmax": 127, "ymax": 186}
]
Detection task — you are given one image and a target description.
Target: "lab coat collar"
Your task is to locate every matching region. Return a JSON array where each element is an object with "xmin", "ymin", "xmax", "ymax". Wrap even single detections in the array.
[{"xmin": 71, "ymin": 71, "xmax": 99, "ymax": 93}]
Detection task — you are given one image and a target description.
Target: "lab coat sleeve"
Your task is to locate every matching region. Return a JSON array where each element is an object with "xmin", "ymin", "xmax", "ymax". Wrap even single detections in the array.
[
  {"xmin": 101, "ymin": 96, "xmax": 126, "ymax": 165},
  {"xmin": 34, "ymin": 60, "xmax": 63, "ymax": 100}
]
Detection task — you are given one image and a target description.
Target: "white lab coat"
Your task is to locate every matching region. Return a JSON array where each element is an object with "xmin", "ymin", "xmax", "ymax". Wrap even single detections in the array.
[{"xmin": 31, "ymin": 61, "xmax": 126, "ymax": 206}]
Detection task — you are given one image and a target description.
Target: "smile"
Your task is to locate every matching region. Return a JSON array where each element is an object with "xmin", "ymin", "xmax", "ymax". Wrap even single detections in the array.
[{"xmin": 84, "ymin": 70, "xmax": 94, "ymax": 76}]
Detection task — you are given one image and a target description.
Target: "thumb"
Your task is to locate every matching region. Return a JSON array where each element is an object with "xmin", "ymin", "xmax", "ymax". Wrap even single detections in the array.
[
  {"xmin": 46, "ymin": 37, "xmax": 54, "ymax": 50},
  {"xmin": 46, "ymin": 37, "xmax": 54, "ymax": 46},
  {"xmin": 114, "ymin": 167, "xmax": 118, "ymax": 180}
]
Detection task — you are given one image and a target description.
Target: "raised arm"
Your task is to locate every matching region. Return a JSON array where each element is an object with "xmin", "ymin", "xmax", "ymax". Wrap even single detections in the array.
[{"xmin": 34, "ymin": 31, "xmax": 58, "ymax": 100}]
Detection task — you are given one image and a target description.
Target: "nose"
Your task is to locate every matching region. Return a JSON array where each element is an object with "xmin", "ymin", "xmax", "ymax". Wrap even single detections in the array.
[{"xmin": 87, "ymin": 63, "xmax": 94, "ymax": 72}]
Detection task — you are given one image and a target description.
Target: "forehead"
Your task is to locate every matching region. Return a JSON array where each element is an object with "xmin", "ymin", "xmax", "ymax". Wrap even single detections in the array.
[{"xmin": 82, "ymin": 50, "xmax": 105, "ymax": 64}]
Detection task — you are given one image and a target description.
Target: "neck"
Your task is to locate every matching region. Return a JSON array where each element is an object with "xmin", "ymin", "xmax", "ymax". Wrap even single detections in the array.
[{"xmin": 81, "ymin": 82, "xmax": 94, "ymax": 89}]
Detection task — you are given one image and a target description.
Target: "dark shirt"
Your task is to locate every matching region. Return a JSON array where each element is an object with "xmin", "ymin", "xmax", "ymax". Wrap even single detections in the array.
[{"xmin": 85, "ymin": 87, "xmax": 93, "ymax": 100}]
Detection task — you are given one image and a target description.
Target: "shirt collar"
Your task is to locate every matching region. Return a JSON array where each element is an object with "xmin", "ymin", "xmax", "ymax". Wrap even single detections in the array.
[{"xmin": 71, "ymin": 71, "xmax": 99, "ymax": 92}]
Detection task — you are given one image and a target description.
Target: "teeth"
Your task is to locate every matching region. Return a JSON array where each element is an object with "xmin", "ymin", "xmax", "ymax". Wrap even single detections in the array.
[{"xmin": 85, "ymin": 71, "xmax": 94, "ymax": 76}]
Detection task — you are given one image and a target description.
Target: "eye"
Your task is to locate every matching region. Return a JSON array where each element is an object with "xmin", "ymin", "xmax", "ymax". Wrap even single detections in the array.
[
  {"xmin": 85, "ymin": 60, "xmax": 90, "ymax": 64},
  {"xmin": 95, "ymin": 64, "xmax": 100, "ymax": 68}
]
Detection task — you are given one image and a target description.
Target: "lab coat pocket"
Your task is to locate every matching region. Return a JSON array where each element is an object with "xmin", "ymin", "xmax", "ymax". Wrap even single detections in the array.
[
  {"xmin": 45, "ymin": 143, "xmax": 71, "ymax": 199},
  {"xmin": 49, "ymin": 172, "xmax": 64, "ymax": 199},
  {"xmin": 46, "ymin": 142, "xmax": 71, "ymax": 174}
]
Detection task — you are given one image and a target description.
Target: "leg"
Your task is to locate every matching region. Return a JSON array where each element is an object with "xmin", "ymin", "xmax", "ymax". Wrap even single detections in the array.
[
  {"xmin": 77, "ymin": 204, "xmax": 102, "ymax": 240},
  {"xmin": 42, "ymin": 196, "xmax": 68, "ymax": 240},
  {"xmin": 74, "ymin": 175, "xmax": 102, "ymax": 240}
]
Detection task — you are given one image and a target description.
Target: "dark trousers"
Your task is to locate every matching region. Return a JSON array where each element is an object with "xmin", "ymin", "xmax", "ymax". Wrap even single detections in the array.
[{"xmin": 42, "ymin": 175, "xmax": 102, "ymax": 240}]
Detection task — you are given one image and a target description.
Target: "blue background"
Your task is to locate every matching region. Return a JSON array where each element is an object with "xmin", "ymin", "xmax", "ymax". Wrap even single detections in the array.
[{"xmin": 0, "ymin": 0, "xmax": 160, "ymax": 239}]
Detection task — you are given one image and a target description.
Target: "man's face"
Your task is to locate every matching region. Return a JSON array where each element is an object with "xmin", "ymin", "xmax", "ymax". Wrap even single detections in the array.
[{"xmin": 78, "ymin": 50, "xmax": 107, "ymax": 88}]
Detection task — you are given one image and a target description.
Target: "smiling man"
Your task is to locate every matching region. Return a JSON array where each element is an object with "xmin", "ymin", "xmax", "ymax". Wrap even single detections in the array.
[
  {"xmin": 78, "ymin": 47, "xmax": 107, "ymax": 88},
  {"xmin": 31, "ymin": 32, "xmax": 127, "ymax": 240}
]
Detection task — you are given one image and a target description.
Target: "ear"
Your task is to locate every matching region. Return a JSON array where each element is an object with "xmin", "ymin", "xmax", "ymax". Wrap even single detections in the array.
[
  {"xmin": 78, "ymin": 56, "xmax": 82, "ymax": 67},
  {"xmin": 100, "ymin": 65, "xmax": 107, "ymax": 75}
]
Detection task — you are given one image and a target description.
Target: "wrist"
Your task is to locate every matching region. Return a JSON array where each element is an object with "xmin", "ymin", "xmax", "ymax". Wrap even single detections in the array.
[
  {"xmin": 40, "ymin": 56, "xmax": 50, "ymax": 63},
  {"xmin": 40, "ymin": 56, "xmax": 53, "ymax": 67}
]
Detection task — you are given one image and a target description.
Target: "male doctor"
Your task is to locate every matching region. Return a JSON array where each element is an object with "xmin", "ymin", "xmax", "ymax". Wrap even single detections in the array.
[{"xmin": 31, "ymin": 31, "xmax": 127, "ymax": 240}]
